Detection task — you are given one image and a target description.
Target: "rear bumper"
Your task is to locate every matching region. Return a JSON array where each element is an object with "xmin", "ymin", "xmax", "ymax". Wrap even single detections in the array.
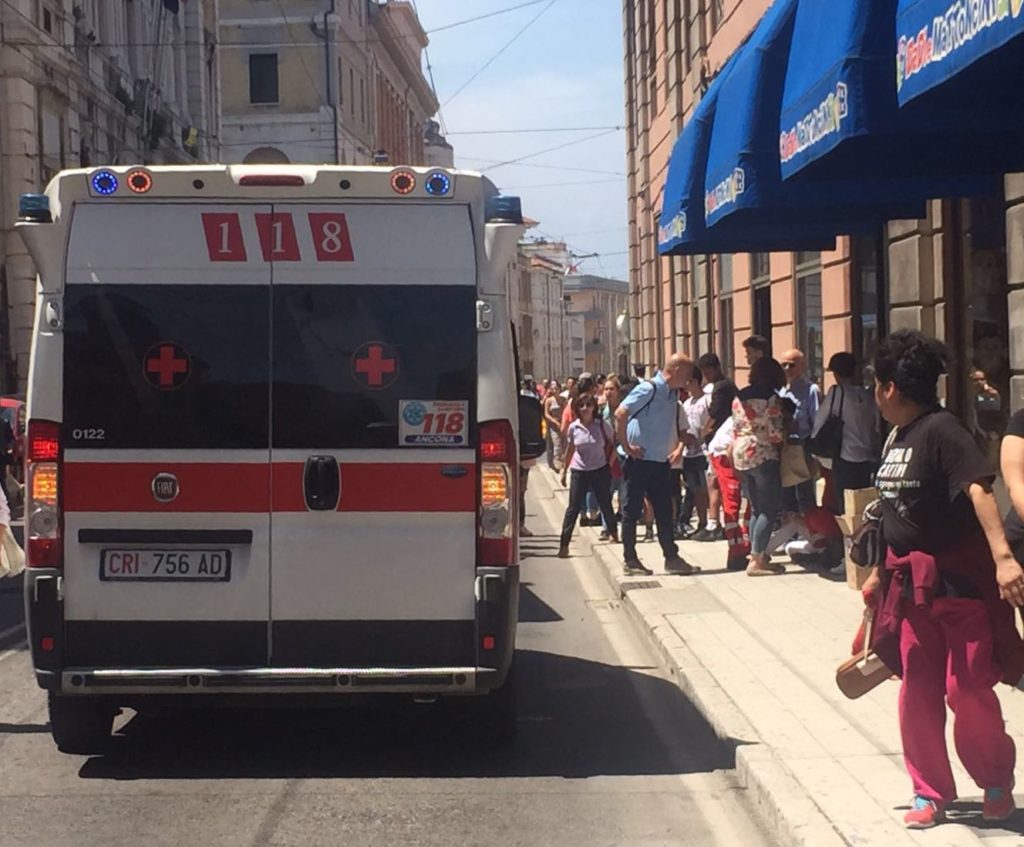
[{"xmin": 56, "ymin": 665, "xmax": 502, "ymax": 696}]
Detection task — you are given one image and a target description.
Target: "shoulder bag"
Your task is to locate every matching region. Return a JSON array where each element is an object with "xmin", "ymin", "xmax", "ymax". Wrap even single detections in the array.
[
  {"xmin": 835, "ymin": 607, "xmax": 892, "ymax": 699},
  {"xmin": 809, "ymin": 387, "xmax": 845, "ymax": 460}
]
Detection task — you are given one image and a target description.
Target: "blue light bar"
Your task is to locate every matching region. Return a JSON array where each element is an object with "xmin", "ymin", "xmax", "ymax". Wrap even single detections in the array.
[
  {"xmin": 18, "ymin": 193, "xmax": 52, "ymax": 223},
  {"xmin": 486, "ymin": 195, "xmax": 523, "ymax": 224},
  {"xmin": 91, "ymin": 170, "xmax": 118, "ymax": 195}
]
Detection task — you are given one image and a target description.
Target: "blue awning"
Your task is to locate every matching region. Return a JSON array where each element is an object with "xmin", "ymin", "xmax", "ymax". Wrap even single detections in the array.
[
  {"xmin": 897, "ymin": 0, "xmax": 1024, "ymax": 106},
  {"xmin": 659, "ymin": 46, "xmax": 841, "ymax": 256},
  {"xmin": 703, "ymin": 0, "xmax": 925, "ymax": 234},
  {"xmin": 778, "ymin": 0, "xmax": 1012, "ymax": 183}
]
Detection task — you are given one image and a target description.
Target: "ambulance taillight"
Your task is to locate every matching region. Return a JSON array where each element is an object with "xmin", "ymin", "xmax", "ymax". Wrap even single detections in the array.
[
  {"xmin": 478, "ymin": 420, "xmax": 516, "ymax": 567},
  {"xmin": 26, "ymin": 421, "xmax": 62, "ymax": 569}
]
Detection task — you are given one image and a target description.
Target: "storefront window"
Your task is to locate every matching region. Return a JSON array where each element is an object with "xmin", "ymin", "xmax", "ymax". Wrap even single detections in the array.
[
  {"xmin": 795, "ymin": 252, "xmax": 823, "ymax": 383},
  {"xmin": 719, "ymin": 297, "xmax": 734, "ymax": 375},
  {"xmin": 962, "ymin": 193, "xmax": 1009, "ymax": 470},
  {"xmin": 853, "ymin": 233, "xmax": 887, "ymax": 388}
]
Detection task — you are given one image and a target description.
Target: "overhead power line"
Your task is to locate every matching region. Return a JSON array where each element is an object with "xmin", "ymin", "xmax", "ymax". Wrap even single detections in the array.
[
  {"xmin": 482, "ymin": 129, "xmax": 621, "ymax": 172},
  {"xmin": 441, "ymin": 0, "xmax": 559, "ymax": 108},
  {"xmin": 428, "ymin": 0, "xmax": 551, "ymax": 34}
]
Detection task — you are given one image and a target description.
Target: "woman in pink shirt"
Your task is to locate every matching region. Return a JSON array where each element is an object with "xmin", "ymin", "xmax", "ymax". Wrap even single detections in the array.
[{"xmin": 558, "ymin": 394, "xmax": 618, "ymax": 557}]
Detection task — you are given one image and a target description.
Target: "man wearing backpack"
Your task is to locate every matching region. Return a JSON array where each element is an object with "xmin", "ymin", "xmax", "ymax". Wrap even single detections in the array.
[{"xmin": 614, "ymin": 353, "xmax": 701, "ymax": 577}]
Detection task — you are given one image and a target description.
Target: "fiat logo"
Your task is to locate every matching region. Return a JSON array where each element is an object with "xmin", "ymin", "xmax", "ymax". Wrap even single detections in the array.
[{"xmin": 152, "ymin": 473, "xmax": 179, "ymax": 503}]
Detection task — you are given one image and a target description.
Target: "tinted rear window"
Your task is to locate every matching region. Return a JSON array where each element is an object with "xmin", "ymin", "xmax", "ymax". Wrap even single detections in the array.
[
  {"xmin": 272, "ymin": 285, "xmax": 476, "ymax": 449},
  {"xmin": 62, "ymin": 284, "xmax": 475, "ymax": 451},
  {"xmin": 63, "ymin": 285, "xmax": 270, "ymax": 449}
]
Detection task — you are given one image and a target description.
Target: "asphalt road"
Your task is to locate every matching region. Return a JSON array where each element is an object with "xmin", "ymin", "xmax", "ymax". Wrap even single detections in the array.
[{"xmin": 0, "ymin": 483, "xmax": 772, "ymax": 847}]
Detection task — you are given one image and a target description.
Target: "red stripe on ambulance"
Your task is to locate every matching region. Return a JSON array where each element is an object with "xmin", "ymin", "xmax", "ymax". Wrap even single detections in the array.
[{"xmin": 63, "ymin": 462, "xmax": 475, "ymax": 513}]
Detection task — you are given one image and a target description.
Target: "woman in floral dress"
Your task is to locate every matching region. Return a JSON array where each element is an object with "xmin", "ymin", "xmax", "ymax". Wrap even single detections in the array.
[{"xmin": 731, "ymin": 357, "xmax": 787, "ymax": 576}]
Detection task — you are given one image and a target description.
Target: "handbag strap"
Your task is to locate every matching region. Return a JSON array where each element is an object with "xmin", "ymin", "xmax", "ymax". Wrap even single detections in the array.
[{"xmin": 862, "ymin": 608, "xmax": 874, "ymax": 662}]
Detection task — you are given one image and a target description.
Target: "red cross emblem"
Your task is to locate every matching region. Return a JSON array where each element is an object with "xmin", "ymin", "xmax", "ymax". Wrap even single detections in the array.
[
  {"xmin": 352, "ymin": 341, "xmax": 399, "ymax": 390},
  {"xmin": 144, "ymin": 342, "xmax": 191, "ymax": 390}
]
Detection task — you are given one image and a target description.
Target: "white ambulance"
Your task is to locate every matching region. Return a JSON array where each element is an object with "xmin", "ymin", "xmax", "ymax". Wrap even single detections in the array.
[{"xmin": 16, "ymin": 164, "xmax": 543, "ymax": 753}]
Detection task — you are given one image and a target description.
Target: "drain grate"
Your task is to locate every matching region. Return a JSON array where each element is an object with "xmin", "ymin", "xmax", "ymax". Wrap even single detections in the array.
[{"xmin": 621, "ymin": 580, "xmax": 661, "ymax": 592}]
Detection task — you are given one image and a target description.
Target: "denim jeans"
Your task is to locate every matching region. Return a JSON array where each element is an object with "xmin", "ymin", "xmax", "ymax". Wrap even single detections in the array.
[
  {"xmin": 621, "ymin": 458, "xmax": 678, "ymax": 562},
  {"xmin": 680, "ymin": 455, "xmax": 708, "ymax": 526},
  {"xmin": 601, "ymin": 476, "xmax": 622, "ymax": 533},
  {"xmin": 739, "ymin": 460, "xmax": 782, "ymax": 555},
  {"xmin": 561, "ymin": 465, "xmax": 617, "ymax": 546}
]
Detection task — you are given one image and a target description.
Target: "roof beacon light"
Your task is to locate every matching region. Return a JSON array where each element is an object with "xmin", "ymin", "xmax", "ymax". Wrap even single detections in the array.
[
  {"xmin": 390, "ymin": 170, "xmax": 416, "ymax": 195},
  {"xmin": 91, "ymin": 170, "xmax": 118, "ymax": 196},
  {"xmin": 425, "ymin": 171, "xmax": 451, "ymax": 196},
  {"xmin": 485, "ymin": 195, "xmax": 524, "ymax": 224},
  {"xmin": 18, "ymin": 194, "xmax": 52, "ymax": 223},
  {"xmin": 127, "ymin": 170, "xmax": 153, "ymax": 193}
]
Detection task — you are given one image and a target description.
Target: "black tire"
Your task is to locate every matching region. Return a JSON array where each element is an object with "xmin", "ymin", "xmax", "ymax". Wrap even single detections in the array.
[{"xmin": 48, "ymin": 692, "xmax": 115, "ymax": 755}]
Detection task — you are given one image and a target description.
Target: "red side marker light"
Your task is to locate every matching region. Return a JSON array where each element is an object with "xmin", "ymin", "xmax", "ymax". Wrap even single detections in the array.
[
  {"xmin": 239, "ymin": 174, "xmax": 306, "ymax": 186},
  {"xmin": 40, "ymin": 637, "xmax": 55, "ymax": 653},
  {"xmin": 482, "ymin": 636, "xmax": 496, "ymax": 651},
  {"xmin": 126, "ymin": 170, "xmax": 153, "ymax": 193}
]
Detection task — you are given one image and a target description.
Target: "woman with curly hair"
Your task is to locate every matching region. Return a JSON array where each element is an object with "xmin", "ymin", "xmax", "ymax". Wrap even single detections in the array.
[{"xmin": 864, "ymin": 329, "xmax": 1024, "ymax": 829}]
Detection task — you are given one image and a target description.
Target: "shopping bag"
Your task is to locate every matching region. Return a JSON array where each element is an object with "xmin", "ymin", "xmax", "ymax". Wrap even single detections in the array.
[{"xmin": 0, "ymin": 527, "xmax": 25, "ymax": 578}]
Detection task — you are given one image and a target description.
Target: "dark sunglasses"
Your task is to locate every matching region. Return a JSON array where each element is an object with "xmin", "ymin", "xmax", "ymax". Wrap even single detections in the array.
[{"xmin": 781, "ymin": 362, "xmax": 797, "ymax": 369}]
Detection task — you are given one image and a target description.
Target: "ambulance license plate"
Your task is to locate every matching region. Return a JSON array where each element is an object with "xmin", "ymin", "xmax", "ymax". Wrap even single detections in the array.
[{"xmin": 100, "ymin": 549, "xmax": 231, "ymax": 582}]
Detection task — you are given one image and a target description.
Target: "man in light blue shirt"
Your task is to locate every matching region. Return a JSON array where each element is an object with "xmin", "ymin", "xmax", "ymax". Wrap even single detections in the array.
[
  {"xmin": 779, "ymin": 348, "xmax": 822, "ymax": 513},
  {"xmin": 614, "ymin": 353, "xmax": 701, "ymax": 577}
]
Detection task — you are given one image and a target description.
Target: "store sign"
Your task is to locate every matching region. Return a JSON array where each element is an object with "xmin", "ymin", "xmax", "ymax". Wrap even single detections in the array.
[
  {"xmin": 897, "ymin": 0, "xmax": 1024, "ymax": 92},
  {"xmin": 705, "ymin": 168, "xmax": 746, "ymax": 219},
  {"xmin": 658, "ymin": 211, "xmax": 687, "ymax": 245},
  {"xmin": 779, "ymin": 82, "xmax": 849, "ymax": 164}
]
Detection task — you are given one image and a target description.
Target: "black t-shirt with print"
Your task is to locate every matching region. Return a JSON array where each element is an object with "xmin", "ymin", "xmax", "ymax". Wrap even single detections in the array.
[
  {"xmin": 1004, "ymin": 409, "xmax": 1024, "ymax": 550},
  {"xmin": 876, "ymin": 408, "xmax": 992, "ymax": 556}
]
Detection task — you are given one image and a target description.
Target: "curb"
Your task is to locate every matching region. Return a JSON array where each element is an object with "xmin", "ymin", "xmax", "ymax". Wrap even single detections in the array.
[{"xmin": 530, "ymin": 467, "xmax": 850, "ymax": 847}]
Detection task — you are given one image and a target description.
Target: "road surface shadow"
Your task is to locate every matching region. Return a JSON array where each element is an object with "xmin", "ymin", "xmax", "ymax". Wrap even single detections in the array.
[
  {"xmin": 518, "ymin": 583, "xmax": 563, "ymax": 623},
  {"xmin": 77, "ymin": 649, "xmax": 743, "ymax": 781}
]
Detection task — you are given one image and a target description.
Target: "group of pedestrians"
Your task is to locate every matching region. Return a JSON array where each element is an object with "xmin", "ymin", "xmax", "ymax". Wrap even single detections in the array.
[
  {"xmin": 530, "ymin": 326, "xmax": 1024, "ymax": 830},
  {"xmin": 529, "ymin": 335, "xmax": 885, "ymax": 578}
]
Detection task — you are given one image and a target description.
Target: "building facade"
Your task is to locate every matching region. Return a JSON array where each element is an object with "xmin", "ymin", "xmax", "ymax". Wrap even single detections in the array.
[
  {"xmin": 218, "ymin": 0, "xmax": 445, "ymax": 167},
  {"xmin": 506, "ymin": 243, "xmax": 569, "ymax": 381},
  {"xmin": 623, "ymin": 0, "xmax": 1017, "ymax": 468},
  {"xmin": 563, "ymin": 274, "xmax": 631, "ymax": 376},
  {"xmin": 0, "ymin": 0, "xmax": 219, "ymax": 388}
]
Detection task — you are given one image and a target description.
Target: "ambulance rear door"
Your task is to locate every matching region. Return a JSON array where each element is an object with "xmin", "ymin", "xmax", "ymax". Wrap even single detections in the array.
[
  {"xmin": 267, "ymin": 202, "xmax": 479, "ymax": 668},
  {"xmin": 60, "ymin": 202, "xmax": 273, "ymax": 668}
]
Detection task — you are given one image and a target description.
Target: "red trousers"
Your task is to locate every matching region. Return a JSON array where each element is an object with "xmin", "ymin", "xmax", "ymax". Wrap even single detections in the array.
[
  {"xmin": 899, "ymin": 597, "xmax": 1016, "ymax": 805},
  {"xmin": 711, "ymin": 455, "xmax": 749, "ymax": 561}
]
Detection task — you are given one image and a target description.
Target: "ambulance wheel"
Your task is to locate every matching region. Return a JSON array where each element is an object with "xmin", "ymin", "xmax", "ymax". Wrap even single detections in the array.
[
  {"xmin": 48, "ymin": 692, "xmax": 115, "ymax": 754},
  {"xmin": 476, "ymin": 661, "xmax": 518, "ymax": 747}
]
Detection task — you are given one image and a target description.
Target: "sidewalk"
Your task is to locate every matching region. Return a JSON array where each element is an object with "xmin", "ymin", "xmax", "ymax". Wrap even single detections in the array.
[{"xmin": 530, "ymin": 466, "xmax": 1024, "ymax": 847}]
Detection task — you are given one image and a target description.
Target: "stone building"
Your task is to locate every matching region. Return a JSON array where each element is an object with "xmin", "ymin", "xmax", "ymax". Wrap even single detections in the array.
[
  {"xmin": 563, "ymin": 274, "xmax": 630, "ymax": 377},
  {"xmin": 0, "ymin": 0, "xmax": 219, "ymax": 388},
  {"xmin": 218, "ymin": 0, "xmax": 445, "ymax": 166},
  {"xmin": 506, "ymin": 242, "xmax": 569, "ymax": 382},
  {"xmin": 622, "ymin": 0, "xmax": 1020, "ymax": 468}
]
